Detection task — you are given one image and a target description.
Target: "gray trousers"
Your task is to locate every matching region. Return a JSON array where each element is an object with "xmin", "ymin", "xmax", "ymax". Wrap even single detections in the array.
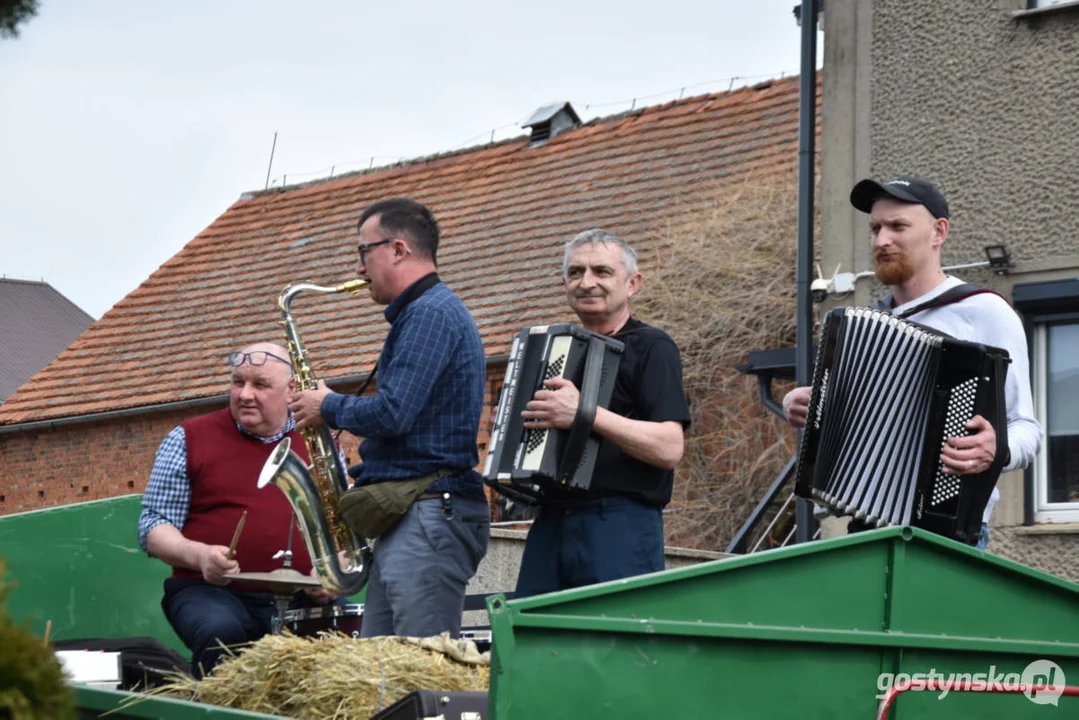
[{"xmin": 360, "ymin": 494, "xmax": 490, "ymax": 638}]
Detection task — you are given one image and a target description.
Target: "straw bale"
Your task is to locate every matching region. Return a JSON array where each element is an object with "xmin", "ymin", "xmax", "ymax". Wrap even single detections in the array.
[{"xmin": 129, "ymin": 632, "xmax": 489, "ymax": 720}]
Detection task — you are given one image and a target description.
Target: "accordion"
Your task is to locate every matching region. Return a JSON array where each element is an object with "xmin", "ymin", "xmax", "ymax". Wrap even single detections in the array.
[
  {"xmin": 483, "ymin": 324, "xmax": 624, "ymax": 503},
  {"xmin": 794, "ymin": 307, "xmax": 1010, "ymax": 545}
]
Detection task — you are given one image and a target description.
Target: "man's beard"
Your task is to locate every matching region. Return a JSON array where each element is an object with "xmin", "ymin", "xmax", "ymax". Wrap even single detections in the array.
[{"xmin": 874, "ymin": 250, "xmax": 915, "ymax": 286}]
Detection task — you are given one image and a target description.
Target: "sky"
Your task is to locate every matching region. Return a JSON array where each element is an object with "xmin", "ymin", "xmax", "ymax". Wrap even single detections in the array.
[{"xmin": 1, "ymin": 1, "xmax": 823, "ymax": 320}]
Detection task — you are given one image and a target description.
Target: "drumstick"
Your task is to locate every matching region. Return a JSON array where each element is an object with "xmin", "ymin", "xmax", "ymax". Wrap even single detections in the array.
[
  {"xmin": 43, "ymin": 619, "xmax": 52, "ymax": 646},
  {"xmin": 227, "ymin": 511, "xmax": 248, "ymax": 560}
]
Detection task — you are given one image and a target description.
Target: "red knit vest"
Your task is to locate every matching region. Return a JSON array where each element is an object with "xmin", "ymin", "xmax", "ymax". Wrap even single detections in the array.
[{"xmin": 174, "ymin": 408, "xmax": 314, "ymax": 591}]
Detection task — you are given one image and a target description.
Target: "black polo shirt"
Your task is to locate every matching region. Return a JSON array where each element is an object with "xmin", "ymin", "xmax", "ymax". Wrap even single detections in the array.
[{"xmin": 587, "ymin": 317, "xmax": 692, "ymax": 508}]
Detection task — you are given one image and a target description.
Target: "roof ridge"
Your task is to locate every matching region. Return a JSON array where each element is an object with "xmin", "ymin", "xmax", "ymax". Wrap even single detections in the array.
[
  {"xmin": 0, "ymin": 277, "xmax": 50, "ymax": 287},
  {"xmin": 243, "ymin": 75, "xmax": 805, "ymax": 199},
  {"xmin": 0, "ymin": 71, "xmax": 811, "ymax": 426},
  {"xmin": 0, "ymin": 277, "xmax": 95, "ymax": 322}
]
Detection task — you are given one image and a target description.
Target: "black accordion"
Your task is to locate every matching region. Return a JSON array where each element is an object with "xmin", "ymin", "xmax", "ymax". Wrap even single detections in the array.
[
  {"xmin": 483, "ymin": 324, "xmax": 624, "ymax": 503},
  {"xmin": 794, "ymin": 307, "xmax": 1010, "ymax": 545}
]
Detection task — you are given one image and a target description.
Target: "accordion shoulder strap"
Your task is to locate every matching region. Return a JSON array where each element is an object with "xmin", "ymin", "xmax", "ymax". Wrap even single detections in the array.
[
  {"xmin": 872, "ymin": 282, "xmax": 1003, "ymax": 320},
  {"xmin": 558, "ymin": 335, "xmax": 607, "ymax": 482}
]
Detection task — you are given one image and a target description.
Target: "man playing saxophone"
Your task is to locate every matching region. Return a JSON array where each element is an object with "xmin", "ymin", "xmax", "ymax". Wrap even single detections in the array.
[
  {"xmin": 137, "ymin": 341, "xmax": 341, "ymax": 678},
  {"xmin": 289, "ymin": 198, "xmax": 490, "ymax": 639}
]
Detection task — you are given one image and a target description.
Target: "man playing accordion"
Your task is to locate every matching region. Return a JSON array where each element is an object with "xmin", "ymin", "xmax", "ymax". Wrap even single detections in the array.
[
  {"xmin": 512, "ymin": 229, "xmax": 691, "ymax": 598},
  {"xmin": 783, "ymin": 175, "xmax": 1041, "ymax": 548}
]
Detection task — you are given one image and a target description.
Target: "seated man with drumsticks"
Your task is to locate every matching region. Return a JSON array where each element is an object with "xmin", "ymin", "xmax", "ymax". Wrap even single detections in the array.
[{"xmin": 137, "ymin": 341, "xmax": 345, "ymax": 678}]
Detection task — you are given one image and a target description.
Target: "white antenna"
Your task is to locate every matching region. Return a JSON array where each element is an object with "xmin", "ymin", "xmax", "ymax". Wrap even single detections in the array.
[{"xmin": 264, "ymin": 131, "xmax": 278, "ymax": 189}]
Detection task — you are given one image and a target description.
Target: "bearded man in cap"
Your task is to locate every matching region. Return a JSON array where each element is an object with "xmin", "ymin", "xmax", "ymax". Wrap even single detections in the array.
[{"xmin": 782, "ymin": 175, "xmax": 1042, "ymax": 549}]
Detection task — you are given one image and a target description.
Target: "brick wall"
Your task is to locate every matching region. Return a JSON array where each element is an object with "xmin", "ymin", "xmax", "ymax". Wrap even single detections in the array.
[
  {"xmin": 0, "ymin": 364, "xmax": 508, "ymax": 517},
  {"xmin": 0, "ymin": 406, "xmax": 212, "ymax": 514}
]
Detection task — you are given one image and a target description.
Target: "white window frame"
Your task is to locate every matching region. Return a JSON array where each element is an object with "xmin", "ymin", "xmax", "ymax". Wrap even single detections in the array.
[
  {"xmin": 1032, "ymin": 320, "xmax": 1079, "ymax": 523},
  {"xmin": 1017, "ymin": 0, "xmax": 1079, "ymax": 15}
]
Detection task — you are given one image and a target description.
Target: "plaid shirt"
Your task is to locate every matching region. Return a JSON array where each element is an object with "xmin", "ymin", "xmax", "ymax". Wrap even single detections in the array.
[
  {"xmin": 321, "ymin": 280, "xmax": 486, "ymax": 498},
  {"xmin": 136, "ymin": 417, "xmax": 298, "ymax": 552}
]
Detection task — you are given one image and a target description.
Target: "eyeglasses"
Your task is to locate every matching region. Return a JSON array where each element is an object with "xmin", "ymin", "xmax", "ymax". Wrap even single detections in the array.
[
  {"xmin": 228, "ymin": 351, "xmax": 292, "ymax": 368},
  {"xmin": 356, "ymin": 238, "xmax": 394, "ymax": 265}
]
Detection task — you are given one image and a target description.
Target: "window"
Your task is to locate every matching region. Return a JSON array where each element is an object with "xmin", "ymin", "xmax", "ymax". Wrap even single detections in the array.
[
  {"xmin": 1032, "ymin": 319, "xmax": 1079, "ymax": 521},
  {"xmin": 1025, "ymin": 0, "xmax": 1079, "ymax": 10},
  {"xmin": 1016, "ymin": 279, "xmax": 1079, "ymax": 524}
]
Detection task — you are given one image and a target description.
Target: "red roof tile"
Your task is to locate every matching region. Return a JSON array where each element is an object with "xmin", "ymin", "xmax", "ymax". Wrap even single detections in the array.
[{"xmin": 0, "ymin": 76, "xmax": 815, "ymax": 426}]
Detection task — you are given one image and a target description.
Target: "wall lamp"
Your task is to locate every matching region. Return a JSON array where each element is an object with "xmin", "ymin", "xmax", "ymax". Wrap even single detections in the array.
[{"xmin": 984, "ymin": 244, "xmax": 1014, "ymax": 275}]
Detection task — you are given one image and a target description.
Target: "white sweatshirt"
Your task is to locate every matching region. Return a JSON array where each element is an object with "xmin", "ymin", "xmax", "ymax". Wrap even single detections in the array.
[{"xmin": 889, "ymin": 276, "xmax": 1043, "ymax": 523}]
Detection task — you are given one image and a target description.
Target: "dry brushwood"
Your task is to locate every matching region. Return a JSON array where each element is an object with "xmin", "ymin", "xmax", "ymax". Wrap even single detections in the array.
[
  {"xmin": 633, "ymin": 169, "xmax": 814, "ymax": 552},
  {"xmin": 127, "ymin": 632, "xmax": 489, "ymax": 720}
]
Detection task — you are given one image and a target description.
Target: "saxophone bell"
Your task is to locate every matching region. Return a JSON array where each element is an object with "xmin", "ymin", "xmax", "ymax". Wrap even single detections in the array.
[{"xmin": 258, "ymin": 436, "xmax": 370, "ymax": 595}]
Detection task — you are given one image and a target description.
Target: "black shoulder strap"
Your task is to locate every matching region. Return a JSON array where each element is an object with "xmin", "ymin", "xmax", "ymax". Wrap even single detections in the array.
[
  {"xmin": 557, "ymin": 335, "xmax": 606, "ymax": 483},
  {"xmin": 875, "ymin": 283, "xmax": 1003, "ymax": 320},
  {"xmin": 353, "ymin": 273, "xmax": 442, "ymax": 398}
]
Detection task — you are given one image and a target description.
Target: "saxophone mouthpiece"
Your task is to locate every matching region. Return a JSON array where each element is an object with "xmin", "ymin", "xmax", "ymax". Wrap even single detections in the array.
[{"xmin": 337, "ymin": 279, "xmax": 368, "ymax": 294}]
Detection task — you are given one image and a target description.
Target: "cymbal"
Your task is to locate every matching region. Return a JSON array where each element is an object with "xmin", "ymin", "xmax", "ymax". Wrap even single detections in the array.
[{"xmin": 226, "ymin": 569, "xmax": 322, "ymax": 592}]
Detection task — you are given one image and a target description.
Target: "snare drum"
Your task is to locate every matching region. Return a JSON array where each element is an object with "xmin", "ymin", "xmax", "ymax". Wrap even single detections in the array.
[{"xmin": 283, "ymin": 603, "xmax": 364, "ymax": 638}]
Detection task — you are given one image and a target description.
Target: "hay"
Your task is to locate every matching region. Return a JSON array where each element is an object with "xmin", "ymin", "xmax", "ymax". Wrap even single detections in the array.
[
  {"xmin": 128, "ymin": 632, "xmax": 489, "ymax": 720},
  {"xmin": 634, "ymin": 168, "xmax": 815, "ymax": 552}
]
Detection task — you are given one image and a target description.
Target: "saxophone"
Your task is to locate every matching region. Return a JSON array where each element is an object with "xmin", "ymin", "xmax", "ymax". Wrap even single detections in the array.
[{"xmin": 257, "ymin": 278, "xmax": 372, "ymax": 596}]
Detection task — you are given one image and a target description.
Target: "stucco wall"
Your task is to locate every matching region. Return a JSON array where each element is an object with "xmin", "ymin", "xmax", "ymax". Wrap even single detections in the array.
[
  {"xmin": 868, "ymin": 0, "xmax": 1079, "ymax": 278},
  {"xmin": 990, "ymin": 526, "xmax": 1079, "ymax": 584}
]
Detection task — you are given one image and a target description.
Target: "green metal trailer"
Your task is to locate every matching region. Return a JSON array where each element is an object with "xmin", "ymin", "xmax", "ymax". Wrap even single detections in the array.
[
  {"xmin": 5, "ymin": 497, "xmax": 1078, "ymax": 718},
  {"xmin": 486, "ymin": 525, "xmax": 1079, "ymax": 719},
  {"xmin": 1, "ymin": 494, "xmax": 187, "ymax": 655},
  {"xmin": 73, "ymin": 687, "xmax": 285, "ymax": 720}
]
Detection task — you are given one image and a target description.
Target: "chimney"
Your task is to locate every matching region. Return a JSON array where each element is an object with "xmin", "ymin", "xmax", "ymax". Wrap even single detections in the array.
[{"xmin": 522, "ymin": 102, "xmax": 581, "ymax": 147}]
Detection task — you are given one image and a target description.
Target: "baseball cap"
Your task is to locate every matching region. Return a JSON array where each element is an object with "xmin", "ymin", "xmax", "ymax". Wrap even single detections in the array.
[{"xmin": 850, "ymin": 175, "xmax": 950, "ymax": 219}]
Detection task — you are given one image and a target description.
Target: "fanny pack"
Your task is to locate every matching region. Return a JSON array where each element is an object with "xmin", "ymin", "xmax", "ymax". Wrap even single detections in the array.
[{"xmin": 338, "ymin": 469, "xmax": 455, "ymax": 540}]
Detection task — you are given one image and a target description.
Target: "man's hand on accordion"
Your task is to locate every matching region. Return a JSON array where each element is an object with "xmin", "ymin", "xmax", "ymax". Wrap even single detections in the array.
[
  {"xmin": 522, "ymin": 377, "xmax": 580, "ymax": 430},
  {"xmin": 782, "ymin": 386, "xmax": 812, "ymax": 429},
  {"xmin": 940, "ymin": 414, "xmax": 996, "ymax": 476}
]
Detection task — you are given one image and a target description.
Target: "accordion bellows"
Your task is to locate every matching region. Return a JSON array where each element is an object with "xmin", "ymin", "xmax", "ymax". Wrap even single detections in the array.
[{"xmin": 794, "ymin": 307, "xmax": 1010, "ymax": 545}]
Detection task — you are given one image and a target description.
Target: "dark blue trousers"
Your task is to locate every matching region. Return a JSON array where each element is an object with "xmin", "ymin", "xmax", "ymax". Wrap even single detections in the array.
[
  {"xmin": 514, "ymin": 495, "xmax": 664, "ymax": 599},
  {"xmin": 162, "ymin": 578, "xmax": 329, "ymax": 678}
]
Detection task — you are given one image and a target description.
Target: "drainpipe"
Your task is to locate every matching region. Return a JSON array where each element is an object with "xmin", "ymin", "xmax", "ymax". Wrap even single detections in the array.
[{"xmin": 794, "ymin": 0, "xmax": 820, "ymax": 544}]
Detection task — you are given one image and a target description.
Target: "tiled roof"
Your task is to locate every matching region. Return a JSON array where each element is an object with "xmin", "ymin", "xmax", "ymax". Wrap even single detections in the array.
[
  {"xmin": 0, "ymin": 279, "xmax": 93, "ymax": 404},
  {"xmin": 0, "ymin": 75, "xmax": 814, "ymax": 426}
]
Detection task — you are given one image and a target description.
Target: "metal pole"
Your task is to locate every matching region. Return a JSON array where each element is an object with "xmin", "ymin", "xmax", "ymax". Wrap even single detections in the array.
[
  {"xmin": 264, "ymin": 131, "xmax": 278, "ymax": 190},
  {"xmin": 795, "ymin": 0, "xmax": 819, "ymax": 544}
]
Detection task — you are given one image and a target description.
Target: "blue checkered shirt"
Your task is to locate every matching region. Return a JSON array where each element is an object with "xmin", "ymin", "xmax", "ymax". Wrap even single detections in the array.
[
  {"xmin": 136, "ymin": 417, "xmax": 298, "ymax": 552},
  {"xmin": 321, "ymin": 280, "xmax": 486, "ymax": 498}
]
